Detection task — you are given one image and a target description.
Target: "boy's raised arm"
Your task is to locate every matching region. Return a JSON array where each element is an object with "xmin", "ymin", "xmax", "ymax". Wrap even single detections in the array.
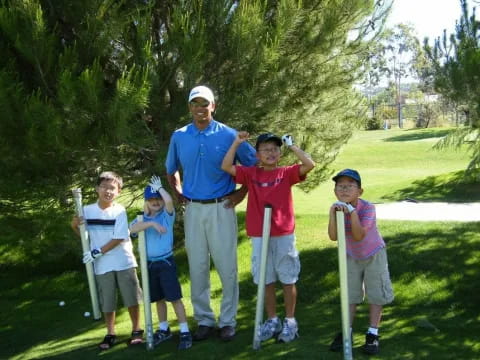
[
  {"xmin": 281, "ymin": 135, "xmax": 315, "ymax": 176},
  {"xmin": 149, "ymin": 175, "xmax": 174, "ymax": 214},
  {"xmin": 221, "ymin": 131, "xmax": 250, "ymax": 176}
]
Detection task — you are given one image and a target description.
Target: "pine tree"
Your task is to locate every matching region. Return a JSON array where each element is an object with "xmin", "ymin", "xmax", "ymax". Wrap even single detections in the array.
[
  {"xmin": 0, "ymin": 0, "xmax": 153, "ymax": 211},
  {"xmin": 1, "ymin": 0, "xmax": 388, "ymax": 205},
  {"xmin": 424, "ymin": 0, "xmax": 480, "ymax": 171}
]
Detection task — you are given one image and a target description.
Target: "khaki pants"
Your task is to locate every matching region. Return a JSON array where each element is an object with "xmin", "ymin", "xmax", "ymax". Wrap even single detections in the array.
[{"xmin": 184, "ymin": 200, "xmax": 239, "ymax": 328}]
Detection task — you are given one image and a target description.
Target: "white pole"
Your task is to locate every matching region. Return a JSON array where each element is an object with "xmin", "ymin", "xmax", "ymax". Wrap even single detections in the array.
[
  {"xmin": 253, "ymin": 204, "xmax": 272, "ymax": 350},
  {"xmin": 336, "ymin": 210, "xmax": 353, "ymax": 360},
  {"xmin": 137, "ymin": 213, "xmax": 154, "ymax": 350},
  {"xmin": 72, "ymin": 189, "xmax": 101, "ymax": 320}
]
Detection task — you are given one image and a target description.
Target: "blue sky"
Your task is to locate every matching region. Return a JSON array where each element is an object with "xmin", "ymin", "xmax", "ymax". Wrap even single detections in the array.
[{"xmin": 387, "ymin": 0, "xmax": 468, "ymax": 42}]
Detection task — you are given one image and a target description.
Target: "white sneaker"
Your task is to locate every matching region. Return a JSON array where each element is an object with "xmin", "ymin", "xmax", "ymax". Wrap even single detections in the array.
[
  {"xmin": 258, "ymin": 318, "xmax": 283, "ymax": 341},
  {"xmin": 277, "ymin": 319, "xmax": 299, "ymax": 343}
]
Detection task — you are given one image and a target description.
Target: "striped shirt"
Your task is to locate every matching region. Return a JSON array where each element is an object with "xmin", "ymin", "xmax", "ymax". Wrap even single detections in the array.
[
  {"xmin": 83, "ymin": 202, "xmax": 137, "ymax": 275},
  {"xmin": 345, "ymin": 198, "xmax": 385, "ymax": 260}
]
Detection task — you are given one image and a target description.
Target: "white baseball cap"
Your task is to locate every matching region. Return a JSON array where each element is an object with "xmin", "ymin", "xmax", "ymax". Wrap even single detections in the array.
[{"xmin": 188, "ymin": 85, "xmax": 215, "ymax": 104}]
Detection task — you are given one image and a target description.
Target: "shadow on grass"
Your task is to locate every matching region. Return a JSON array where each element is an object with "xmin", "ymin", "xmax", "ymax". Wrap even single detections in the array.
[
  {"xmin": 384, "ymin": 129, "xmax": 452, "ymax": 142},
  {"xmin": 381, "ymin": 170, "xmax": 480, "ymax": 203},
  {"xmin": 378, "ymin": 221, "xmax": 480, "ymax": 359},
  {"xmin": 3, "ymin": 220, "xmax": 480, "ymax": 359}
]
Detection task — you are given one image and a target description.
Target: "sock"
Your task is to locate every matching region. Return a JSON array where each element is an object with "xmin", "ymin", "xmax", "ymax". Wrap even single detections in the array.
[
  {"xmin": 367, "ymin": 327, "xmax": 378, "ymax": 336},
  {"xmin": 269, "ymin": 316, "xmax": 279, "ymax": 323},
  {"xmin": 285, "ymin": 317, "xmax": 297, "ymax": 325},
  {"xmin": 159, "ymin": 321, "xmax": 169, "ymax": 331},
  {"xmin": 179, "ymin": 322, "xmax": 189, "ymax": 333}
]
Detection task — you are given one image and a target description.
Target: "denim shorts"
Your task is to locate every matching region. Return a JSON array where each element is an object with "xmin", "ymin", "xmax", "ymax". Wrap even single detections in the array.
[{"xmin": 148, "ymin": 256, "xmax": 183, "ymax": 302}]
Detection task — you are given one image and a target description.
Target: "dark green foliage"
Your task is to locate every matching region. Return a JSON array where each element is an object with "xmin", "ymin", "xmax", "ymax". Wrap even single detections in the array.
[
  {"xmin": 424, "ymin": 0, "xmax": 480, "ymax": 171},
  {"xmin": 365, "ymin": 116, "xmax": 381, "ymax": 130},
  {"xmin": 0, "ymin": 0, "xmax": 387, "ymax": 271}
]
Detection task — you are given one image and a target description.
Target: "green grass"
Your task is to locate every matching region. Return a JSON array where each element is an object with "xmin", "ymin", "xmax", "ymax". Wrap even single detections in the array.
[{"xmin": 2, "ymin": 127, "xmax": 480, "ymax": 359}]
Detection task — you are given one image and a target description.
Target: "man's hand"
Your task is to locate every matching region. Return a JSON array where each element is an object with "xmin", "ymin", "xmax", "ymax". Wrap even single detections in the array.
[
  {"xmin": 223, "ymin": 187, "xmax": 248, "ymax": 209},
  {"xmin": 167, "ymin": 173, "xmax": 186, "ymax": 204},
  {"xmin": 83, "ymin": 248, "xmax": 103, "ymax": 264},
  {"xmin": 282, "ymin": 134, "xmax": 294, "ymax": 147},
  {"xmin": 149, "ymin": 175, "xmax": 163, "ymax": 192}
]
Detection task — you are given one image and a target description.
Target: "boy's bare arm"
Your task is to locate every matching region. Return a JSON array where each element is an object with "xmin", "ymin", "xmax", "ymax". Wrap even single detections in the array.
[
  {"xmin": 349, "ymin": 211, "xmax": 366, "ymax": 241},
  {"xmin": 100, "ymin": 238, "xmax": 123, "ymax": 253},
  {"xmin": 71, "ymin": 216, "xmax": 81, "ymax": 237},
  {"xmin": 328, "ymin": 204, "xmax": 338, "ymax": 240},
  {"xmin": 290, "ymin": 145, "xmax": 315, "ymax": 175},
  {"xmin": 333, "ymin": 202, "xmax": 366, "ymax": 241},
  {"xmin": 221, "ymin": 131, "xmax": 249, "ymax": 176},
  {"xmin": 281, "ymin": 135, "xmax": 315, "ymax": 175},
  {"xmin": 149, "ymin": 175, "xmax": 174, "ymax": 214},
  {"xmin": 130, "ymin": 221, "xmax": 166, "ymax": 234},
  {"xmin": 159, "ymin": 187, "xmax": 174, "ymax": 214}
]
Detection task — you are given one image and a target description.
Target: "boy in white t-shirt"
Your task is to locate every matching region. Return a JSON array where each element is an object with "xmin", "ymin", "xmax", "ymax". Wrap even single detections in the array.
[{"xmin": 71, "ymin": 171, "xmax": 143, "ymax": 350}]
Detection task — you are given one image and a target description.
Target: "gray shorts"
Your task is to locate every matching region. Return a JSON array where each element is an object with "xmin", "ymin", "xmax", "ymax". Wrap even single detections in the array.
[
  {"xmin": 251, "ymin": 234, "xmax": 300, "ymax": 285},
  {"xmin": 96, "ymin": 268, "xmax": 143, "ymax": 312},
  {"xmin": 347, "ymin": 247, "xmax": 394, "ymax": 305}
]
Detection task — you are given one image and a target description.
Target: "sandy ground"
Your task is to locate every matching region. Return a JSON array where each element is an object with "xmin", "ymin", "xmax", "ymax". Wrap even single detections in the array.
[{"xmin": 375, "ymin": 202, "xmax": 480, "ymax": 222}]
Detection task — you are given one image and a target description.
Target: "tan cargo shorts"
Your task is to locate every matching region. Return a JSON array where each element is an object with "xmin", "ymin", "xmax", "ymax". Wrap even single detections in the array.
[{"xmin": 347, "ymin": 247, "xmax": 394, "ymax": 305}]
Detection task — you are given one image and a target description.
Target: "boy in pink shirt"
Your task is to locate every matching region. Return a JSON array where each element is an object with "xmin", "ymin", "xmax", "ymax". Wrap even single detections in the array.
[
  {"xmin": 222, "ymin": 132, "xmax": 315, "ymax": 343},
  {"xmin": 328, "ymin": 169, "xmax": 394, "ymax": 355}
]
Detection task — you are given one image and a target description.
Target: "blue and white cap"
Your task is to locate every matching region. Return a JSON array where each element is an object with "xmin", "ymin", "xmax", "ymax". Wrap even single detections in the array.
[
  {"xmin": 332, "ymin": 169, "xmax": 362, "ymax": 187},
  {"xmin": 144, "ymin": 185, "xmax": 162, "ymax": 200}
]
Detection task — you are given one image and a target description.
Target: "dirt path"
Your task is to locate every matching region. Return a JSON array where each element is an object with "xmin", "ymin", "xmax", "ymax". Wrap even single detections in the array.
[{"xmin": 375, "ymin": 202, "xmax": 480, "ymax": 222}]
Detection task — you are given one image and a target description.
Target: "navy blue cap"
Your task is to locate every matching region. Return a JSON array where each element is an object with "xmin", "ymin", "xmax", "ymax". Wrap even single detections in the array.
[
  {"xmin": 332, "ymin": 169, "xmax": 361, "ymax": 187},
  {"xmin": 144, "ymin": 185, "xmax": 162, "ymax": 200},
  {"xmin": 255, "ymin": 133, "xmax": 282, "ymax": 150}
]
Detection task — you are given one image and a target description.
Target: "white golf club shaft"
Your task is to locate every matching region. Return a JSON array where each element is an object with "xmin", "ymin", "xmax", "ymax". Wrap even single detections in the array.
[
  {"xmin": 253, "ymin": 204, "xmax": 272, "ymax": 350},
  {"xmin": 72, "ymin": 189, "xmax": 101, "ymax": 320},
  {"xmin": 137, "ymin": 213, "xmax": 154, "ymax": 350},
  {"xmin": 336, "ymin": 210, "xmax": 353, "ymax": 360}
]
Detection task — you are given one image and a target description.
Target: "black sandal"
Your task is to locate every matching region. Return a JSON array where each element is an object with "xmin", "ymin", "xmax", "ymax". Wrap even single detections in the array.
[
  {"xmin": 129, "ymin": 329, "xmax": 144, "ymax": 346},
  {"xmin": 99, "ymin": 334, "xmax": 116, "ymax": 350}
]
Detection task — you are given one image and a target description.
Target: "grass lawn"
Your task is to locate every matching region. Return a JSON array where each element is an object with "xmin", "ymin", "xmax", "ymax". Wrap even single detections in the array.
[{"xmin": 2, "ymin": 128, "xmax": 480, "ymax": 359}]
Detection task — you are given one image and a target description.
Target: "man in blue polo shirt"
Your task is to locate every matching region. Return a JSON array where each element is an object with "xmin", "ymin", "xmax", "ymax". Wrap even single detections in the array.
[{"xmin": 166, "ymin": 85, "xmax": 257, "ymax": 342}]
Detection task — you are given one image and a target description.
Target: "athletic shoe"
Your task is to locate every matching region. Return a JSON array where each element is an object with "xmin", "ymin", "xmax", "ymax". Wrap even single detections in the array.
[
  {"xmin": 178, "ymin": 332, "xmax": 193, "ymax": 350},
  {"xmin": 362, "ymin": 332, "xmax": 380, "ymax": 355},
  {"xmin": 329, "ymin": 331, "xmax": 353, "ymax": 352},
  {"xmin": 277, "ymin": 319, "xmax": 299, "ymax": 343},
  {"xmin": 258, "ymin": 318, "xmax": 282, "ymax": 341},
  {"xmin": 153, "ymin": 328, "xmax": 172, "ymax": 346}
]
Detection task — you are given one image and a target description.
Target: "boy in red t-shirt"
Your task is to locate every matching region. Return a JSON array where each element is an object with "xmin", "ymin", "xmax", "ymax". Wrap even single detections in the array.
[{"xmin": 221, "ymin": 132, "xmax": 315, "ymax": 343}]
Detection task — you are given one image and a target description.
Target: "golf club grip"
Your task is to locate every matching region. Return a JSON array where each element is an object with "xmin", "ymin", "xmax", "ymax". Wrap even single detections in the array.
[
  {"xmin": 71, "ymin": 189, "xmax": 102, "ymax": 320},
  {"xmin": 252, "ymin": 204, "xmax": 273, "ymax": 350},
  {"xmin": 136, "ymin": 214, "xmax": 154, "ymax": 350},
  {"xmin": 336, "ymin": 211, "xmax": 353, "ymax": 360}
]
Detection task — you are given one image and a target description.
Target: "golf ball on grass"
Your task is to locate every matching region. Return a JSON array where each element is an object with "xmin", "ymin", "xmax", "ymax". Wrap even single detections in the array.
[
  {"xmin": 59, "ymin": 301, "xmax": 65, "ymax": 306},
  {"xmin": 84, "ymin": 311, "xmax": 91, "ymax": 317}
]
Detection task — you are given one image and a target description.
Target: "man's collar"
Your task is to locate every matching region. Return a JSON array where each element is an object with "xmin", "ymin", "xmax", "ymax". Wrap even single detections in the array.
[{"xmin": 191, "ymin": 118, "xmax": 216, "ymax": 135}]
